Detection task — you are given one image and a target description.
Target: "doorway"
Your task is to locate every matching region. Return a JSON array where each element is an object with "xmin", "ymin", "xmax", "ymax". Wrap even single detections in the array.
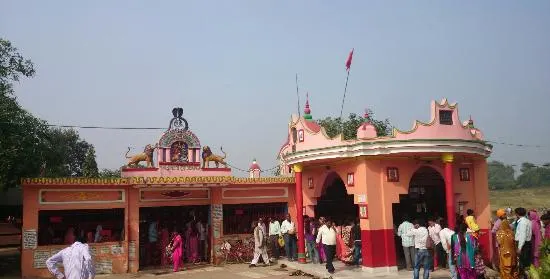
[
  {"xmin": 139, "ymin": 205, "xmax": 209, "ymax": 269},
  {"xmin": 392, "ymin": 166, "xmax": 446, "ymax": 269},
  {"xmin": 314, "ymin": 172, "xmax": 358, "ymax": 225}
]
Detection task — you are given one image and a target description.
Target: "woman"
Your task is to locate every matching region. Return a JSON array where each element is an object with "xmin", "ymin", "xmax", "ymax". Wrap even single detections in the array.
[
  {"xmin": 529, "ymin": 210, "xmax": 542, "ymax": 267},
  {"xmin": 335, "ymin": 223, "xmax": 343, "ymax": 260},
  {"xmin": 340, "ymin": 220, "xmax": 354, "ymax": 264},
  {"xmin": 304, "ymin": 218, "xmax": 319, "ymax": 264},
  {"xmin": 451, "ymin": 223, "xmax": 477, "ymax": 279},
  {"xmin": 187, "ymin": 221, "xmax": 200, "ymax": 264},
  {"xmin": 496, "ymin": 218, "xmax": 518, "ymax": 279},
  {"xmin": 317, "ymin": 217, "xmax": 327, "ymax": 264},
  {"xmin": 171, "ymin": 229, "xmax": 183, "ymax": 272},
  {"xmin": 160, "ymin": 224, "xmax": 170, "ymax": 267}
]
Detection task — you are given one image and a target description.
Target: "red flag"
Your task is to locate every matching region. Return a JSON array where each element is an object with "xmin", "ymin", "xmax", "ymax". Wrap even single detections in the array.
[{"xmin": 345, "ymin": 48, "xmax": 354, "ymax": 71}]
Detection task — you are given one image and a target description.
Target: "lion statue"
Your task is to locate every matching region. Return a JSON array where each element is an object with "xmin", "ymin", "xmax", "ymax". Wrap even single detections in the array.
[
  {"xmin": 125, "ymin": 144, "xmax": 158, "ymax": 168},
  {"xmin": 202, "ymin": 146, "xmax": 227, "ymax": 168}
]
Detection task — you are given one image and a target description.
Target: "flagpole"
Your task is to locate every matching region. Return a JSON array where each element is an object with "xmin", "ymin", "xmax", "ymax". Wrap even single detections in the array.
[
  {"xmin": 296, "ymin": 73, "xmax": 301, "ymax": 117},
  {"xmin": 339, "ymin": 69, "xmax": 351, "ymax": 132}
]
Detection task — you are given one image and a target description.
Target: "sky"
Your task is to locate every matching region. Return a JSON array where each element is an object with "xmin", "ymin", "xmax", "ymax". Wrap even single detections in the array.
[{"xmin": 2, "ymin": 1, "xmax": 550, "ymax": 176}]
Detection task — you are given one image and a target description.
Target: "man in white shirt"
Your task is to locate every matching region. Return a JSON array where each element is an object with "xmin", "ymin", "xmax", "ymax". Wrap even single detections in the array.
[
  {"xmin": 280, "ymin": 214, "xmax": 297, "ymax": 261},
  {"xmin": 46, "ymin": 232, "xmax": 95, "ymax": 279},
  {"xmin": 397, "ymin": 215, "xmax": 415, "ymax": 270},
  {"xmin": 428, "ymin": 218, "xmax": 444, "ymax": 269},
  {"xmin": 514, "ymin": 207, "xmax": 533, "ymax": 275},
  {"xmin": 405, "ymin": 219, "xmax": 431, "ymax": 279},
  {"xmin": 316, "ymin": 219, "xmax": 337, "ymax": 274},
  {"xmin": 438, "ymin": 221, "xmax": 456, "ymax": 279},
  {"xmin": 268, "ymin": 217, "xmax": 281, "ymax": 259}
]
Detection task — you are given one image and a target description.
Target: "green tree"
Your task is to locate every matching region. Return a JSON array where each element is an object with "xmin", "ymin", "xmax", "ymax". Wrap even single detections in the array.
[
  {"xmin": 520, "ymin": 162, "xmax": 537, "ymax": 174},
  {"xmin": 316, "ymin": 110, "xmax": 392, "ymax": 140},
  {"xmin": 516, "ymin": 162, "xmax": 550, "ymax": 188},
  {"xmin": 0, "ymin": 38, "xmax": 36, "ymax": 97},
  {"xmin": 98, "ymin": 168, "xmax": 121, "ymax": 178},
  {"xmin": 41, "ymin": 128, "xmax": 93, "ymax": 177},
  {"xmin": 487, "ymin": 160, "xmax": 516, "ymax": 190},
  {"xmin": 82, "ymin": 146, "xmax": 99, "ymax": 177}
]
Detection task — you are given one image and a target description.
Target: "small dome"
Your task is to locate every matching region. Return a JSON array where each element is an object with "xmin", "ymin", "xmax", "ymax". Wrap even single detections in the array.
[{"xmin": 249, "ymin": 159, "xmax": 261, "ymax": 170}]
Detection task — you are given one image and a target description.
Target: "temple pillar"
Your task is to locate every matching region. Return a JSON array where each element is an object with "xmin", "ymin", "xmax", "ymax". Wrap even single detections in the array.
[
  {"xmin": 127, "ymin": 187, "xmax": 140, "ymax": 272},
  {"xmin": 292, "ymin": 164, "xmax": 306, "ymax": 263},
  {"xmin": 442, "ymin": 153, "xmax": 456, "ymax": 228}
]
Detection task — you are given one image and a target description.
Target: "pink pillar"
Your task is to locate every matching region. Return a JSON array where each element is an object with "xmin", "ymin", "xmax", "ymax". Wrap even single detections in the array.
[
  {"xmin": 443, "ymin": 153, "xmax": 455, "ymax": 228},
  {"xmin": 293, "ymin": 164, "xmax": 306, "ymax": 263}
]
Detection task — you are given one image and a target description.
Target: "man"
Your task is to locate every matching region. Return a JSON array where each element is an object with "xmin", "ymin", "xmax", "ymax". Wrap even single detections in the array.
[
  {"xmin": 280, "ymin": 214, "xmax": 297, "ymax": 261},
  {"xmin": 196, "ymin": 218, "xmax": 207, "ymax": 261},
  {"xmin": 514, "ymin": 207, "xmax": 532, "ymax": 277},
  {"xmin": 397, "ymin": 215, "xmax": 415, "ymax": 270},
  {"xmin": 405, "ymin": 219, "xmax": 431, "ymax": 279},
  {"xmin": 316, "ymin": 219, "xmax": 337, "ymax": 274},
  {"xmin": 428, "ymin": 218, "xmax": 445, "ymax": 269},
  {"xmin": 351, "ymin": 219, "xmax": 361, "ymax": 266},
  {"xmin": 147, "ymin": 219, "xmax": 159, "ymax": 265},
  {"xmin": 495, "ymin": 208, "xmax": 519, "ymax": 279},
  {"xmin": 250, "ymin": 218, "xmax": 270, "ymax": 267},
  {"xmin": 46, "ymin": 230, "xmax": 95, "ymax": 279},
  {"xmin": 268, "ymin": 217, "xmax": 281, "ymax": 259},
  {"xmin": 438, "ymin": 220, "xmax": 456, "ymax": 279}
]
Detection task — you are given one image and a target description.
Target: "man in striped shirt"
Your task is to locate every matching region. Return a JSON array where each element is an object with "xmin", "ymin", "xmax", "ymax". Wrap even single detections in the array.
[
  {"xmin": 46, "ymin": 232, "xmax": 95, "ymax": 279},
  {"xmin": 397, "ymin": 215, "xmax": 415, "ymax": 270}
]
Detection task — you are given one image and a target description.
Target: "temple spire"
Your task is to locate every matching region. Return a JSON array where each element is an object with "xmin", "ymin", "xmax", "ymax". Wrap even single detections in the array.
[{"xmin": 304, "ymin": 92, "xmax": 312, "ymax": 120}]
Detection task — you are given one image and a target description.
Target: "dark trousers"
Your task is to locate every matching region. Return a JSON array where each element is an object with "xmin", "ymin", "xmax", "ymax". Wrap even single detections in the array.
[
  {"xmin": 435, "ymin": 243, "xmax": 446, "ymax": 268},
  {"xmin": 269, "ymin": 235, "xmax": 280, "ymax": 258},
  {"xmin": 414, "ymin": 249, "xmax": 431, "ymax": 279},
  {"xmin": 199, "ymin": 240, "xmax": 206, "ymax": 260},
  {"xmin": 518, "ymin": 241, "xmax": 532, "ymax": 276},
  {"xmin": 323, "ymin": 244, "xmax": 336, "ymax": 273},
  {"xmin": 353, "ymin": 241, "xmax": 362, "ymax": 265},
  {"xmin": 284, "ymin": 234, "xmax": 297, "ymax": 260}
]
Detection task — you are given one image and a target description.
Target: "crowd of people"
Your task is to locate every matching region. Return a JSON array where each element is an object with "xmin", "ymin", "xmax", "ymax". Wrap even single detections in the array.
[{"xmin": 397, "ymin": 208, "xmax": 550, "ymax": 279}]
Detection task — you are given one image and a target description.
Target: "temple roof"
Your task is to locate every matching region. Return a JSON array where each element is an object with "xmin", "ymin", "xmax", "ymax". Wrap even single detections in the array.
[{"xmin": 21, "ymin": 176, "xmax": 294, "ymax": 186}]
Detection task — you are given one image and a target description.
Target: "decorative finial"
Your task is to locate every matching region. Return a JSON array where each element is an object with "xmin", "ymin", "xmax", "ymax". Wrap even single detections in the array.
[
  {"xmin": 304, "ymin": 92, "xmax": 312, "ymax": 120},
  {"xmin": 468, "ymin": 115, "xmax": 474, "ymax": 128}
]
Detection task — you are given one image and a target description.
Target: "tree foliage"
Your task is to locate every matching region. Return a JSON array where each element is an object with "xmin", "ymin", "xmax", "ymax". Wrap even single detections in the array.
[
  {"xmin": 0, "ymin": 38, "xmax": 96, "ymax": 190},
  {"xmin": 488, "ymin": 161, "xmax": 516, "ymax": 190},
  {"xmin": 316, "ymin": 110, "xmax": 392, "ymax": 140},
  {"xmin": 516, "ymin": 162, "xmax": 550, "ymax": 188},
  {"xmin": 98, "ymin": 168, "xmax": 121, "ymax": 178},
  {"xmin": 83, "ymin": 146, "xmax": 99, "ymax": 177}
]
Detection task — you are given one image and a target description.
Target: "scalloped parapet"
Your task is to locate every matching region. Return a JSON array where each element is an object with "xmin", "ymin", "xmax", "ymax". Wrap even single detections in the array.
[{"xmin": 391, "ymin": 98, "xmax": 484, "ymax": 141}]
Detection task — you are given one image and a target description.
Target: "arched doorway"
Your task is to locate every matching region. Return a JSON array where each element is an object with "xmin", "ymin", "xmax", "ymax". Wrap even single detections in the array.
[
  {"xmin": 392, "ymin": 166, "xmax": 446, "ymax": 269},
  {"xmin": 314, "ymin": 172, "xmax": 358, "ymax": 225}
]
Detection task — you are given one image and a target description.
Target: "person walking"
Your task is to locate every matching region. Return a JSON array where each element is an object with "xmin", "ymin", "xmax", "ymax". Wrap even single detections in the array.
[
  {"xmin": 250, "ymin": 218, "xmax": 270, "ymax": 267},
  {"xmin": 317, "ymin": 217, "xmax": 327, "ymax": 264},
  {"xmin": 438, "ymin": 220, "xmax": 457, "ymax": 279},
  {"xmin": 268, "ymin": 217, "xmax": 281, "ymax": 260},
  {"xmin": 351, "ymin": 219, "xmax": 362, "ymax": 266},
  {"xmin": 495, "ymin": 210, "xmax": 519, "ymax": 279},
  {"xmin": 281, "ymin": 214, "xmax": 297, "ymax": 261},
  {"xmin": 528, "ymin": 210, "xmax": 542, "ymax": 267},
  {"xmin": 304, "ymin": 217, "xmax": 319, "ymax": 264},
  {"xmin": 405, "ymin": 219, "xmax": 431, "ymax": 279},
  {"xmin": 451, "ymin": 223, "xmax": 477, "ymax": 279},
  {"xmin": 170, "ymin": 230, "xmax": 183, "ymax": 272},
  {"xmin": 397, "ymin": 215, "xmax": 416, "ymax": 270},
  {"xmin": 46, "ymin": 231, "xmax": 95, "ymax": 279},
  {"xmin": 428, "ymin": 218, "xmax": 445, "ymax": 269},
  {"xmin": 316, "ymin": 219, "xmax": 337, "ymax": 274},
  {"xmin": 514, "ymin": 207, "xmax": 532, "ymax": 278}
]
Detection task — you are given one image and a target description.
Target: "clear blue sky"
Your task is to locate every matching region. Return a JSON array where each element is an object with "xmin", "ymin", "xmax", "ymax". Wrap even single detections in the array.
[{"xmin": 2, "ymin": 1, "xmax": 549, "ymax": 176}]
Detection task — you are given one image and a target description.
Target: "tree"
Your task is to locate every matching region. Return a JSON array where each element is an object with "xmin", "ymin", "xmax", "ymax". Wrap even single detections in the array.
[
  {"xmin": 41, "ymin": 128, "xmax": 93, "ymax": 177},
  {"xmin": 82, "ymin": 146, "xmax": 99, "ymax": 177},
  {"xmin": 487, "ymin": 160, "xmax": 516, "ymax": 190},
  {"xmin": 0, "ymin": 38, "xmax": 35, "ymax": 97},
  {"xmin": 516, "ymin": 162, "xmax": 550, "ymax": 188},
  {"xmin": 520, "ymin": 162, "xmax": 537, "ymax": 174},
  {"xmin": 316, "ymin": 109, "xmax": 392, "ymax": 140},
  {"xmin": 98, "ymin": 168, "xmax": 121, "ymax": 178}
]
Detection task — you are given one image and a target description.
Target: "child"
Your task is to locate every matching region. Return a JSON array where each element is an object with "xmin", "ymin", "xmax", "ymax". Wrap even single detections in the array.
[{"xmin": 465, "ymin": 209, "xmax": 480, "ymax": 238}]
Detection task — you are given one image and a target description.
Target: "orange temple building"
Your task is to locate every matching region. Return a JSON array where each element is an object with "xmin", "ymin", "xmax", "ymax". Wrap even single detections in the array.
[{"xmin": 21, "ymin": 99, "xmax": 493, "ymax": 277}]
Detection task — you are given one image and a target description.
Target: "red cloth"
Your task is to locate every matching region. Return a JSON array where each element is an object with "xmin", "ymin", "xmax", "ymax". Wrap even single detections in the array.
[{"xmin": 345, "ymin": 48, "xmax": 354, "ymax": 71}]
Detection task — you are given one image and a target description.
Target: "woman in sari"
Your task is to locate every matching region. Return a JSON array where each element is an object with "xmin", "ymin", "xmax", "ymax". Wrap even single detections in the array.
[
  {"xmin": 340, "ymin": 220, "xmax": 355, "ymax": 264},
  {"xmin": 187, "ymin": 221, "xmax": 200, "ymax": 264},
  {"xmin": 496, "ymin": 218, "xmax": 518, "ymax": 279},
  {"xmin": 451, "ymin": 223, "xmax": 477, "ymax": 279},
  {"xmin": 171, "ymin": 230, "xmax": 183, "ymax": 272},
  {"xmin": 529, "ymin": 210, "xmax": 542, "ymax": 267}
]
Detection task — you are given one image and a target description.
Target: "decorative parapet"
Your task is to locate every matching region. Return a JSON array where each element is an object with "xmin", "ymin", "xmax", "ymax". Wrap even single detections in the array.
[{"xmin": 22, "ymin": 176, "xmax": 295, "ymax": 186}]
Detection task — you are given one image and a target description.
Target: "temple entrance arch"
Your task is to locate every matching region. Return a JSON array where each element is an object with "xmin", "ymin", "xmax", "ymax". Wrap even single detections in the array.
[
  {"xmin": 314, "ymin": 172, "xmax": 358, "ymax": 225},
  {"xmin": 392, "ymin": 166, "xmax": 446, "ymax": 269}
]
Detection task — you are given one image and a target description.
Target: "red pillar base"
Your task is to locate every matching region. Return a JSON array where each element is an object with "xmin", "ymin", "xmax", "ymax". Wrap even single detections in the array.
[{"xmin": 361, "ymin": 229, "xmax": 397, "ymax": 270}]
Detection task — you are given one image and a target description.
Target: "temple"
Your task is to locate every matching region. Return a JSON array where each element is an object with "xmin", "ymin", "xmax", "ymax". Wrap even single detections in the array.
[{"xmin": 21, "ymin": 98, "xmax": 493, "ymax": 276}]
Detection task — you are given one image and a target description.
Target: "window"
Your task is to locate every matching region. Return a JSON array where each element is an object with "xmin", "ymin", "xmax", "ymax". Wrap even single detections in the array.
[
  {"xmin": 38, "ymin": 209, "xmax": 124, "ymax": 246},
  {"xmin": 223, "ymin": 203, "xmax": 287, "ymax": 234},
  {"xmin": 439, "ymin": 110, "xmax": 453, "ymax": 125}
]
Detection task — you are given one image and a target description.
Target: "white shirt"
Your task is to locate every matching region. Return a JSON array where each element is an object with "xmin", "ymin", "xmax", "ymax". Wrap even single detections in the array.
[
  {"xmin": 397, "ymin": 221, "xmax": 415, "ymax": 247},
  {"xmin": 405, "ymin": 226, "xmax": 429, "ymax": 249},
  {"xmin": 438, "ymin": 228, "xmax": 455, "ymax": 254},
  {"xmin": 269, "ymin": 221, "xmax": 281, "ymax": 236},
  {"xmin": 515, "ymin": 216, "xmax": 533, "ymax": 251},
  {"xmin": 428, "ymin": 224, "xmax": 442, "ymax": 245},
  {"xmin": 281, "ymin": 220, "xmax": 295, "ymax": 234},
  {"xmin": 46, "ymin": 242, "xmax": 95, "ymax": 279},
  {"xmin": 316, "ymin": 225, "xmax": 337, "ymax": 245}
]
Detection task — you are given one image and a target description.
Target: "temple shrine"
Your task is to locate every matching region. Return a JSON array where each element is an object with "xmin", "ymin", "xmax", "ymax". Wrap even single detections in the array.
[{"xmin": 21, "ymin": 98, "xmax": 493, "ymax": 277}]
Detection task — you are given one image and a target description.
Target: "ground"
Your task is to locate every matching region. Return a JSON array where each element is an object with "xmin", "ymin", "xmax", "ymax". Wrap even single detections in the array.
[{"xmin": 489, "ymin": 187, "xmax": 550, "ymax": 212}]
